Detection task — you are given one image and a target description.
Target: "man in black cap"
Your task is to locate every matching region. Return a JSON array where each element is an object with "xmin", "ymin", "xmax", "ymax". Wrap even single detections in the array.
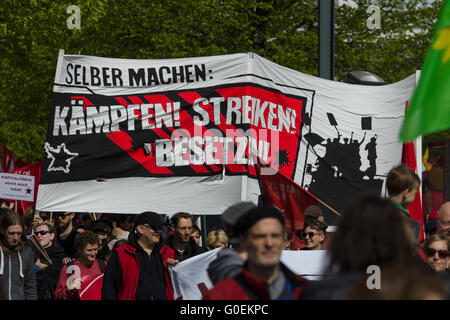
[
  {"xmin": 91, "ymin": 220, "xmax": 112, "ymax": 262},
  {"xmin": 203, "ymin": 204, "xmax": 309, "ymax": 300},
  {"xmin": 207, "ymin": 201, "xmax": 255, "ymax": 284},
  {"xmin": 101, "ymin": 212, "xmax": 176, "ymax": 300}
]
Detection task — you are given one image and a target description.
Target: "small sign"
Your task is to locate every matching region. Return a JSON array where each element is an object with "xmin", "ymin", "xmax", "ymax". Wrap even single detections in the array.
[{"xmin": 0, "ymin": 173, "xmax": 35, "ymax": 202}]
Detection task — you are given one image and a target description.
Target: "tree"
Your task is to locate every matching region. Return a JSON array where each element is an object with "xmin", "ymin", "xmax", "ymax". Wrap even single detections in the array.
[{"xmin": 0, "ymin": 0, "xmax": 443, "ymax": 162}]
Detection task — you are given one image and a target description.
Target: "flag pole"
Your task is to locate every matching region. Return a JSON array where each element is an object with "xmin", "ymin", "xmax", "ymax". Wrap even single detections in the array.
[
  {"xmin": 93, "ymin": 212, "xmax": 97, "ymax": 221},
  {"xmin": 15, "ymin": 201, "xmax": 17, "ymax": 214},
  {"xmin": 50, "ymin": 212, "xmax": 53, "ymax": 224}
]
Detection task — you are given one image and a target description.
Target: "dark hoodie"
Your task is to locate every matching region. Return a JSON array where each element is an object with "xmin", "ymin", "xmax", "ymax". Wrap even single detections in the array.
[
  {"xmin": 166, "ymin": 235, "xmax": 207, "ymax": 262},
  {"xmin": 207, "ymin": 248, "xmax": 245, "ymax": 284},
  {"xmin": 35, "ymin": 241, "xmax": 67, "ymax": 300},
  {"xmin": 0, "ymin": 244, "xmax": 37, "ymax": 300},
  {"xmin": 102, "ymin": 231, "xmax": 170, "ymax": 300}
]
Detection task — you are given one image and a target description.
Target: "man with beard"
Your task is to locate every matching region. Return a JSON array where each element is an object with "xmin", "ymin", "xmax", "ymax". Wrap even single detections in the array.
[
  {"xmin": 54, "ymin": 212, "xmax": 78, "ymax": 258},
  {"xmin": 34, "ymin": 223, "xmax": 67, "ymax": 299},
  {"xmin": 0, "ymin": 212, "xmax": 37, "ymax": 300},
  {"xmin": 203, "ymin": 205, "xmax": 309, "ymax": 300},
  {"xmin": 166, "ymin": 212, "xmax": 206, "ymax": 264}
]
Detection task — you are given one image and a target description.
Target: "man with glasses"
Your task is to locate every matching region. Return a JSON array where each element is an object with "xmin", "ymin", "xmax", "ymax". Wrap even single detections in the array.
[
  {"xmin": 101, "ymin": 212, "xmax": 175, "ymax": 300},
  {"xmin": 54, "ymin": 212, "xmax": 78, "ymax": 258},
  {"xmin": 34, "ymin": 223, "xmax": 67, "ymax": 299}
]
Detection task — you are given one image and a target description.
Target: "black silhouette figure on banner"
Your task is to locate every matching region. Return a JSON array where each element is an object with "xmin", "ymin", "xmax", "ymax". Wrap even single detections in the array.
[
  {"xmin": 303, "ymin": 114, "xmax": 383, "ymax": 225},
  {"xmin": 365, "ymin": 135, "xmax": 378, "ymax": 179}
]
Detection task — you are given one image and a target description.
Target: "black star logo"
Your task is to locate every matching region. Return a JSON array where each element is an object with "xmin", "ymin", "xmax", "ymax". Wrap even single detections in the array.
[
  {"xmin": 26, "ymin": 188, "xmax": 32, "ymax": 194},
  {"xmin": 44, "ymin": 143, "xmax": 79, "ymax": 174},
  {"xmin": 274, "ymin": 149, "xmax": 291, "ymax": 169}
]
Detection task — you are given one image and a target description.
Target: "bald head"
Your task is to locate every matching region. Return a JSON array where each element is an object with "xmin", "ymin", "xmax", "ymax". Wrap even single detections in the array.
[{"xmin": 437, "ymin": 202, "xmax": 450, "ymax": 236}]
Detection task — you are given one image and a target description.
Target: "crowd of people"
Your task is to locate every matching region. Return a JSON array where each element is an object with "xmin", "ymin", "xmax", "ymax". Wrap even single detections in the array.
[{"xmin": 0, "ymin": 164, "xmax": 449, "ymax": 300}]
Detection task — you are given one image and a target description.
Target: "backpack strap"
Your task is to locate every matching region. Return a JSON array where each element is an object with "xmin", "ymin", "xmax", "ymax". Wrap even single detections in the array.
[{"xmin": 233, "ymin": 273, "xmax": 261, "ymax": 300}]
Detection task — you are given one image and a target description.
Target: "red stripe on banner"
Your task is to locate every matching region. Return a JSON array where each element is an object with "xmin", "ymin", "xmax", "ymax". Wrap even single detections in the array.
[
  {"xmin": 115, "ymin": 97, "xmax": 130, "ymax": 107},
  {"xmin": 127, "ymin": 96, "xmax": 143, "ymax": 120},
  {"xmin": 106, "ymin": 131, "xmax": 172, "ymax": 175},
  {"xmin": 71, "ymin": 96, "xmax": 94, "ymax": 111},
  {"xmin": 145, "ymin": 94, "xmax": 211, "ymax": 174},
  {"xmin": 177, "ymin": 91, "xmax": 248, "ymax": 174}
]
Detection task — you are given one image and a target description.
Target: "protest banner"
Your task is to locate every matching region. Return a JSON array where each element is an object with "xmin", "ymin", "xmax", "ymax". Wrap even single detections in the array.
[
  {"xmin": 36, "ymin": 52, "xmax": 416, "ymax": 220},
  {"xmin": 168, "ymin": 249, "xmax": 328, "ymax": 300}
]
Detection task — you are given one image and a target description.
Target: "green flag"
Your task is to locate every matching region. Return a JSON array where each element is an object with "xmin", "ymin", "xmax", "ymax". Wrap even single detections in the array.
[{"xmin": 399, "ymin": 0, "xmax": 450, "ymax": 142}]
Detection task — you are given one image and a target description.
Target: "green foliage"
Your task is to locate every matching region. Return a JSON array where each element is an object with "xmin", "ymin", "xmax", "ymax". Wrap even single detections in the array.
[{"xmin": 0, "ymin": 0, "xmax": 443, "ymax": 162}]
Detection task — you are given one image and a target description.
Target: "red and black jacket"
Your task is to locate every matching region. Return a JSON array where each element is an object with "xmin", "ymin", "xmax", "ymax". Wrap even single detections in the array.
[
  {"xmin": 203, "ymin": 262, "xmax": 309, "ymax": 300},
  {"xmin": 101, "ymin": 234, "xmax": 174, "ymax": 300}
]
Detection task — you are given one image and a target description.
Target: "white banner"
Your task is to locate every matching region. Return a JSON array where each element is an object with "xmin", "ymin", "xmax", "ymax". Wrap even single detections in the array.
[
  {"xmin": 37, "ymin": 52, "xmax": 415, "ymax": 215},
  {"xmin": 168, "ymin": 249, "xmax": 328, "ymax": 300},
  {"xmin": 0, "ymin": 173, "xmax": 35, "ymax": 202}
]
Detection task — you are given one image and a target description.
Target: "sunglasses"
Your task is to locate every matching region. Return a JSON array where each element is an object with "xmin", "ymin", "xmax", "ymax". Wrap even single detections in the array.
[
  {"xmin": 40, "ymin": 215, "xmax": 49, "ymax": 220},
  {"xmin": 425, "ymin": 248, "xmax": 450, "ymax": 259},
  {"xmin": 301, "ymin": 231, "xmax": 321, "ymax": 239},
  {"xmin": 35, "ymin": 230, "xmax": 50, "ymax": 236},
  {"xmin": 55, "ymin": 213, "xmax": 72, "ymax": 219}
]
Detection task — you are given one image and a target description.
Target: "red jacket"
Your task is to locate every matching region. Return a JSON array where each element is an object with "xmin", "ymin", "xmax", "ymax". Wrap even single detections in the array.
[
  {"xmin": 203, "ymin": 262, "xmax": 309, "ymax": 300},
  {"xmin": 114, "ymin": 243, "xmax": 175, "ymax": 300},
  {"xmin": 54, "ymin": 259, "xmax": 104, "ymax": 300}
]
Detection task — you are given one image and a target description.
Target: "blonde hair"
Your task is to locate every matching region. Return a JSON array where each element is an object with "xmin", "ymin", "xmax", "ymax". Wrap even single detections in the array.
[{"xmin": 206, "ymin": 229, "xmax": 228, "ymax": 248}]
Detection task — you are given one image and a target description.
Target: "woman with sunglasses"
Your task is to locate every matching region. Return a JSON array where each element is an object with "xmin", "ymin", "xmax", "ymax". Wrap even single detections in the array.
[
  {"xmin": 34, "ymin": 223, "xmax": 68, "ymax": 299},
  {"xmin": 0, "ymin": 212, "xmax": 37, "ymax": 300},
  {"xmin": 422, "ymin": 233, "xmax": 450, "ymax": 275},
  {"xmin": 300, "ymin": 216, "xmax": 328, "ymax": 250}
]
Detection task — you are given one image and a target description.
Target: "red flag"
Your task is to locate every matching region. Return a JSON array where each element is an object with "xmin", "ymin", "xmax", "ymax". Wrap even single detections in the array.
[
  {"xmin": 1, "ymin": 145, "xmax": 27, "ymax": 172},
  {"xmin": 402, "ymin": 101, "xmax": 424, "ymax": 242},
  {"xmin": 255, "ymin": 161, "xmax": 319, "ymax": 233},
  {"xmin": 5, "ymin": 161, "xmax": 42, "ymax": 214},
  {"xmin": 402, "ymin": 141, "xmax": 425, "ymax": 242}
]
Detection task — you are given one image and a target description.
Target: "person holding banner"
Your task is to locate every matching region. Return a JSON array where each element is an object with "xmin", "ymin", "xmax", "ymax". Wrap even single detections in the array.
[
  {"xmin": 203, "ymin": 205, "xmax": 309, "ymax": 300},
  {"xmin": 0, "ymin": 212, "xmax": 37, "ymax": 300},
  {"xmin": 101, "ymin": 212, "xmax": 175, "ymax": 300},
  {"xmin": 166, "ymin": 212, "xmax": 206, "ymax": 263},
  {"xmin": 54, "ymin": 231, "xmax": 105, "ymax": 300}
]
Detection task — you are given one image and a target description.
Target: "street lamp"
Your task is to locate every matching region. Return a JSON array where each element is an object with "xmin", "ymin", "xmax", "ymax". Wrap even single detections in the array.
[{"xmin": 346, "ymin": 71, "xmax": 386, "ymax": 85}]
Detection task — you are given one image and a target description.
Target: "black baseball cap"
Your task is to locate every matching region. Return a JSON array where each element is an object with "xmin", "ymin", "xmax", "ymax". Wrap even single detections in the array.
[
  {"xmin": 91, "ymin": 220, "xmax": 112, "ymax": 234},
  {"xmin": 135, "ymin": 212, "xmax": 163, "ymax": 229}
]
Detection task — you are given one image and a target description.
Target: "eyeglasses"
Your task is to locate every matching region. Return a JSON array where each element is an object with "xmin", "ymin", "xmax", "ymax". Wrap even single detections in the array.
[
  {"xmin": 55, "ymin": 213, "xmax": 72, "ymax": 219},
  {"xmin": 40, "ymin": 215, "xmax": 49, "ymax": 221},
  {"xmin": 425, "ymin": 248, "xmax": 450, "ymax": 259},
  {"xmin": 301, "ymin": 231, "xmax": 321, "ymax": 239},
  {"xmin": 7, "ymin": 231, "xmax": 22, "ymax": 236},
  {"xmin": 35, "ymin": 230, "xmax": 50, "ymax": 236}
]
